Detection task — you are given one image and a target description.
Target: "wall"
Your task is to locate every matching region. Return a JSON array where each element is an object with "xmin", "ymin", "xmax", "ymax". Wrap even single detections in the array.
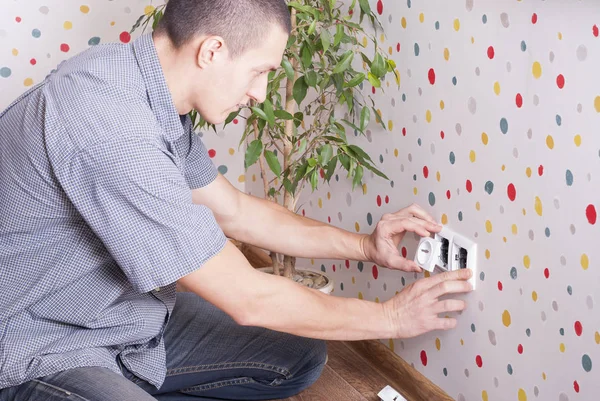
[
  {"xmin": 281, "ymin": 1, "xmax": 600, "ymax": 400},
  {"xmin": 0, "ymin": 0, "xmax": 245, "ymax": 190}
]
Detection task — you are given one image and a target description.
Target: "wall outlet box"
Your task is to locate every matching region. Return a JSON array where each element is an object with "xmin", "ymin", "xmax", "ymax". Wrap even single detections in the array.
[
  {"xmin": 414, "ymin": 226, "xmax": 478, "ymax": 289},
  {"xmin": 378, "ymin": 385, "xmax": 407, "ymax": 401}
]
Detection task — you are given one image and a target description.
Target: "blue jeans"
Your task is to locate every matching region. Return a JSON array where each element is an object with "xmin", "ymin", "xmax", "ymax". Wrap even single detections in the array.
[{"xmin": 0, "ymin": 293, "xmax": 327, "ymax": 400}]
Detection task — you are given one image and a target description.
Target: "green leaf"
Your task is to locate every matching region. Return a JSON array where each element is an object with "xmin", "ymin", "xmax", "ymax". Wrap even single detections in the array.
[
  {"xmin": 387, "ymin": 59, "xmax": 397, "ymax": 72},
  {"xmin": 251, "ymin": 106, "xmax": 269, "ymax": 122},
  {"xmin": 344, "ymin": 73, "xmax": 365, "ymax": 88},
  {"xmin": 325, "ymin": 156, "xmax": 338, "ymax": 181},
  {"xmin": 305, "ymin": 70, "xmax": 318, "ymax": 88},
  {"xmin": 288, "ymin": 2, "xmax": 316, "ymax": 16},
  {"xmin": 333, "ymin": 51, "xmax": 354, "ymax": 74},
  {"xmin": 293, "ymin": 77, "xmax": 308, "ymax": 106},
  {"xmin": 263, "ymin": 99, "xmax": 275, "ymax": 127},
  {"xmin": 320, "ymin": 29, "xmax": 331, "ymax": 54},
  {"xmin": 348, "ymin": 144, "xmax": 374, "ymax": 163},
  {"xmin": 339, "ymin": 153, "xmax": 350, "ymax": 170},
  {"xmin": 360, "ymin": 107, "xmax": 371, "ymax": 131},
  {"xmin": 307, "ymin": 158, "xmax": 317, "ymax": 167},
  {"xmin": 264, "ymin": 150, "xmax": 282, "ymax": 176},
  {"xmin": 274, "ymin": 110, "xmax": 294, "ymax": 120},
  {"xmin": 372, "ymin": 107, "xmax": 386, "ymax": 130},
  {"xmin": 268, "ymin": 187, "xmax": 276, "ymax": 198},
  {"xmin": 294, "ymin": 112, "xmax": 304, "ymax": 128},
  {"xmin": 310, "ymin": 169, "xmax": 319, "ymax": 191},
  {"xmin": 308, "ymin": 19, "xmax": 317, "ymax": 35},
  {"xmin": 301, "ymin": 44, "xmax": 313, "ymax": 69},
  {"xmin": 367, "ymin": 72, "xmax": 381, "ymax": 88},
  {"xmin": 360, "ymin": 52, "xmax": 373, "ymax": 67},
  {"xmin": 319, "ymin": 144, "xmax": 333, "ymax": 165},
  {"xmin": 282, "ymin": 59, "xmax": 295, "ymax": 81},
  {"xmin": 283, "ymin": 178, "xmax": 296, "ymax": 195},
  {"xmin": 224, "ymin": 110, "xmax": 240, "ymax": 126},
  {"xmin": 352, "ymin": 165, "xmax": 364, "ymax": 189},
  {"xmin": 358, "ymin": 0, "xmax": 371, "ymax": 14},
  {"xmin": 333, "ymin": 122, "xmax": 348, "ymax": 143},
  {"xmin": 371, "ymin": 53, "xmax": 387, "ymax": 78},
  {"xmin": 341, "ymin": 118, "xmax": 361, "ymax": 134},
  {"xmin": 298, "ymin": 138, "xmax": 308, "ymax": 154},
  {"xmin": 334, "ymin": 24, "xmax": 344, "ymax": 47},
  {"xmin": 245, "ymin": 140, "xmax": 263, "ymax": 169},
  {"xmin": 363, "ymin": 162, "xmax": 389, "ymax": 180}
]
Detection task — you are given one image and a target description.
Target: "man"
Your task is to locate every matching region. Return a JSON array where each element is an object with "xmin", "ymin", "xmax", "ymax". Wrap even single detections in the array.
[{"xmin": 0, "ymin": 0, "xmax": 472, "ymax": 400}]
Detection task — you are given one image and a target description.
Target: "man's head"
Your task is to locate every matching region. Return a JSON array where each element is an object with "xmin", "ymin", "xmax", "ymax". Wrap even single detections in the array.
[{"xmin": 153, "ymin": 0, "xmax": 290, "ymax": 123}]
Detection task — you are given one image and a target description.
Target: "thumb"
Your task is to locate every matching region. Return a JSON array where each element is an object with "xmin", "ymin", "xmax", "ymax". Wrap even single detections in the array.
[{"xmin": 388, "ymin": 254, "xmax": 422, "ymax": 273}]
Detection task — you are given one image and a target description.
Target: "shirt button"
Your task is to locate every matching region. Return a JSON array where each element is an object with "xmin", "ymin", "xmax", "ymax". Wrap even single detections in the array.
[{"xmin": 154, "ymin": 287, "xmax": 161, "ymax": 292}]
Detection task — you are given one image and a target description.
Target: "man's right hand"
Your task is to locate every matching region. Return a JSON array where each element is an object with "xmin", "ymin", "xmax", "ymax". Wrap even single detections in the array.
[{"xmin": 384, "ymin": 269, "xmax": 473, "ymax": 339}]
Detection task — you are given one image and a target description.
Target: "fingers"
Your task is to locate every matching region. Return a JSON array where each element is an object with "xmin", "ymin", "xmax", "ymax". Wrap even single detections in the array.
[
  {"xmin": 429, "ymin": 279, "xmax": 473, "ymax": 300},
  {"xmin": 432, "ymin": 299, "xmax": 467, "ymax": 315},
  {"xmin": 435, "ymin": 317, "xmax": 458, "ymax": 331},
  {"xmin": 386, "ymin": 217, "xmax": 436, "ymax": 238},
  {"xmin": 419, "ymin": 268, "xmax": 473, "ymax": 292},
  {"xmin": 395, "ymin": 203, "xmax": 439, "ymax": 225}
]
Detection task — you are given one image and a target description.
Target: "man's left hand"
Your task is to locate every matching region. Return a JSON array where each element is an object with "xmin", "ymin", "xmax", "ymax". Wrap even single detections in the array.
[{"xmin": 360, "ymin": 203, "xmax": 442, "ymax": 272}]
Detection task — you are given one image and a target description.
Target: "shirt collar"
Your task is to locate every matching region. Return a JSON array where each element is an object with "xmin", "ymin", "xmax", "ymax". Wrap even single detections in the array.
[{"xmin": 132, "ymin": 33, "xmax": 185, "ymax": 142}]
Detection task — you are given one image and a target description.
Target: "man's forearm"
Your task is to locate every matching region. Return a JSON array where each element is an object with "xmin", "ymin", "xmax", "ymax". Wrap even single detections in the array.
[{"xmin": 225, "ymin": 192, "xmax": 368, "ymax": 261}]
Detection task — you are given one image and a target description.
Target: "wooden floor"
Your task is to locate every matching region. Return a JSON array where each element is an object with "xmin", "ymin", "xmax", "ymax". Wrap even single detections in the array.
[{"xmin": 278, "ymin": 340, "xmax": 453, "ymax": 401}]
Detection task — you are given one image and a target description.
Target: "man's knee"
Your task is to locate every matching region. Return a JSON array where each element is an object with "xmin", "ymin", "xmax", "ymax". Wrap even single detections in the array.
[{"xmin": 288, "ymin": 338, "xmax": 327, "ymax": 394}]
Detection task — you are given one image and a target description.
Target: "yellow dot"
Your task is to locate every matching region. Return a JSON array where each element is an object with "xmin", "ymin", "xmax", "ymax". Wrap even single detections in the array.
[
  {"xmin": 518, "ymin": 388, "xmax": 527, "ymax": 401},
  {"xmin": 494, "ymin": 81, "xmax": 501, "ymax": 95},
  {"xmin": 228, "ymin": 148, "xmax": 235, "ymax": 155},
  {"xmin": 469, "ymin": 150, "xmax": 476, "ymax": 162},
  {"xmin": 362, "ymin": 183, "xmax": 368, "ymax": 194},
  {"xmin": 388, "ymin": 120, "xmax": 394, "ymax": 130},
  {"xmin": 482, "ymin": 390, "xmax": 488, "ymax": 401},
  {"xmin": 375, "ymin": 109, "xmax": 382, "ymax": 123},
  {"xmin": 144, "ymin": 5, "xmax": 155, "ymax": 15},
  {"xmin": 441, "ymin": 214, "xmax": 448, "ymax": 225},
  {"xmin": 252, "ymin": 174, "xmax": 256, "ymax": 182},
  {"xmin": 558, "ymin": 32, "xmax": 563, "ymax": 40},
  {"xmin": 12, "ymin": 48, "xmax": 18, "ymax": 56},
  {"xmin": 481, "ymin": 132, "xmax": 488, "ymax": 145},
  {"xmin": 358, "ymin": 291, "xmax": 363, "ymax": 300},
  {"xmin": 63, "ymin": 21, "xmax": 73, "ymax": 30},
  {"xmin": 375, "ymin": 297, "xmax": 380, "ymax": 303},
  {"xmin": 574, "ymin": 135, "xmax": 582, "ymax": 147},
  {"xmin": 413, "ymin": 187, "xmax": 418, "ymax": 195},
  {"xmin": 436, "ymin": 171, "xmax": 441, "ymax": 182},
  {"xmin": 394, "ymin": 69, "xmax": 401, "ymax": 86},
  {"xmin": 426, "ymin": 109, "xmax": 432, "ymax": 123},
  {"xmin": 444, "ymin": 48, "xmax": 450, "ymax": 61},
  {"xmin": 534, "ymin": 196, "xmax": 543, "ymax": 216},
  {"xmin": 501, "ymin": 165, "xmax": 506, "ymax": 171},
  {"xmin": 532, "ymin": 291, "xmax": 538, "ymax": 301},
  {"xmin": 110, "ymin": 21, "xmax": 115, "ymax": 26},
  {"xmin": 23, "ymin": 78, "xmax": 33, "ymax": 87},
  {"xmin": 80, "ymin": 5, "xmax": 90, "ymax": 14},
  {"xmin": 595, "ymin": 331, "xmax": 599, "ymax": 344},
  {"xmin": 439, "ymin": 100, "xmax": 445, "ymax": 110},
  {"xmin": 546, "ymin": 135, "xmax": 555, "ymax": 149},
  {"xmin": 581, "ymin": 254, "xmax": 589, "ymax": 270},
  {"xmin": 418, "ymin": 13, "xmax": 424, "ymax": 23},
  {"xmin": 471, "ymin": 36, "xmax": 475, "ymax": 44},
  {"xmin": 389, "ymin": 339, "xmax": 395, "ymax": 352},
  {"xmin": 476, "ymin": 202, "xmax": 481, "ymax": 211},
  {"xmin": 482, "ymin": 249, "xmax": 490, "ymax": 259},
  {"xmin": 595, "ymin": 96, "xmax": 600, "ymax": 112},
  {"xmin": 394, "ymin": 149, "xmax": 399, "ymax": 157},
  {"xmin": 388, "ymin": 46, "xmax": 393, "ymax": 55},
  {"xmin": 352, "ymin": 276, "xmax": 356, "ymax": 284},
  {"xmin": 522, "ymin": 208, "xmax": 527, "ymax": 216},
  {"xmin": 424, "ymin": 271, "xmax": 431, "ymax": 278},
  {"xmin": 542, "ymin": 372, "xmax": 547, "ymax": 380},
  {"xmin": 485, "ymin": 220, "xmax": 492, "ymax": 233},
  {"xmin": 502, "ymin": 310, "xmax": 511, "ymax": 327},
  {"xmin": 503, "ymin": 236, "xmax": 507, "ymax": 243},
  {"xmin": 560, "ymin": 343, "xmax": 566, "ymax": 352},
  {"xmin": 237, "ymin": 175, "xmax": 245, "ymax": 183},
  {"xmin": 526, "ymin": 167, "xmax": 532, "ymax": 177},
  {"xmin": 512, "ymin": 224, "xmax": 518, "ymax": 235},
  {"xmin": 435, "ymin": 338, "xmax": 441, "ymax": 350},
  {"xmin": 460, "ymin": 338, "xmax": 464, "ymax": 346},
  {"xmin": 327, "ymin": 192, "xmax": 331, "ymax": 200},
  {"xmin": 524, "ymin": 255, "xmax": 531, "ymax": 269},
  {"xmin": 310, "ymin": 259, "xmax": 314, "ymax": 265},
  {"xmin": 401, "ymin": 17, "xmax": 407, "ymax": 28},
  {"xmin": 362, "ymin": 37, "xmax": 368, "ymax": 47},
  {"xmin": 380, "ymin": 34, "xmax": 385, "ymax": 43},
  {"xmin": 355, "ymin": 222, "xmax": 360, "ymax": 232},
  {"xmin": 454, "ymin": 19, "xmax": 461, "ymax": 31},
  {"xmin": 318, "ymin": 198, "xmax": 323, "ymax": 208},
  {"xmin": 532, "ymin": 61, "xmax": 542, "ymax": 79}
]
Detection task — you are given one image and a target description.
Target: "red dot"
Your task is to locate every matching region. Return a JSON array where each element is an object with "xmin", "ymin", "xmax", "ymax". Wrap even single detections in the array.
[
  {"xmin": 119, "ymin": 31, "xmax": 131, "ymax": 43},
  {"xmin": 574, "ymin": 381, "xmax": 580, "ymax": 393},
  {"xmin": 518, "ymin": 344, "xmax": 524, "ymax": 354},
  {"xmin": 574, "ymin": 321, "xmax": 583, "ymax": 336},
  {"xmin": 233, "ymin": 118, "xmax": 239, "ymax": 125},
  {"xmin": 397, "ymin": 43, "xmax": 401, "ymax": 52},
  {"xmin": 586, "ymin": 205, "xmax": 597, "ymax": 225},
  {"xmin": 349, "ymin": 8, "xmax": 353, "ymax": 16},
  {"xmin": 516, "ymin": 93, "xmax": 523, "ymax": 108},
  {"xmin": 385, "ymin": 195, "xmax": 390, "ymax": 204},
  {"xmin": 498, "ymin": 281, "xmax": 503, "ymax": 291},
  {"xmin": 428, "ymin": 68, "xmax": 436, "ymax": 85},
  {"xmin": 594, "ymin": 25, "xmax": 599, "ymax": 37},
  {"xmin": 319, "ymin": 168, "xmax": 325, "ymax": 179},
  {"xmin": 30, "ymin": 58, "xmax": 36, "ymax": 65},
  {"xmin": 487, "ymin": 46, "xmax": 495, "ymax": 59},
  {"xmin": 544, "ymin": 268, "xmax": 550, "ymax": 279},
  {"xmin": 327, "ymin": 216, "xmax": 331, "ymax": 223},
  {"xmin": 440, "ymin": 130, "xmax": 445, "ymax": 139},
  {"xmin": 420, "ymin": 350, "xmax": 428, "ymax": 366},
  {"xmin": 475, "ymin": 355, "xmax": 483, "ymax": 367},
  {"xmin": 532, "ymin": 13, "xmax": 538, "ymax": 24},
  {"xmin": 302, "ymin": 209, "xmax": 306, "ymax": 216},
  {"xmin": 60, "ymin": 43, "xmax": 70, "ymax": 53},
  {"xmin": 401, "ymin": 246, "xmax": 407, "ymax": 258},
  {"xmin": 208, "ymin": 149, "xmax": 216, "ymax": 158},
  {"xmin": 372, "ymin": 265, "xmax": 379, "ymax": 280},
  {"xmin": 446, "ymin": 190, "xmax": 451, "ymax": 200},
  {"xmin": 538, "ymin": 165, "xmax": 544, "ymax": 176},
  {"xmin": 402, "ymin": 127, "xmax": 407, "ymax": 136},
  {"xmin": 423, "ymin": 166, "xmax": 429, "ymax": 178},
  {"xmin": 376, "ymin": 195, "xmax": 382, "ymax": 207},
  {"xmin": 332, "ymin": 264, "xmax": 336, "ymax": 272},
  {"xmin": 372, "ymin": 86, "xmax": 376, "ymax": 94},
  {"xmin": 345, "ymin": 260, "xmax": 350, "ymax": 269},
  {"xmin": 556, "ymin": 74, "xmax": 565, "ymax": 89},
  {"xmin": 507, "ymin": 183, "xmax": 516, "ymax": 201},
  {"xmin": 377, "ymin": 0, "xmax": 383, "ymax": 15},
  {"xmin": 466, "ymin": 180, "xmax": 473, "ymax": 193},
  {"xmin": 15, "ymin": 17, "xmax": 22, "ymax": 23}
]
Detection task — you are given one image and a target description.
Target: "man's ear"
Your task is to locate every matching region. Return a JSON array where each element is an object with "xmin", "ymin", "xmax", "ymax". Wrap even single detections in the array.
[{"xmin": 197, "ymin": 36, "xmax": 226, "ymax": 69}]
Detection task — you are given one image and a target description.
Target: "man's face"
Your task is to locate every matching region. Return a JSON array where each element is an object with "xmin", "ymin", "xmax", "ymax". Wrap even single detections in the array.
[{"xmin": 192, "ymin": 25, "xmax": 288, "ymax": 124}]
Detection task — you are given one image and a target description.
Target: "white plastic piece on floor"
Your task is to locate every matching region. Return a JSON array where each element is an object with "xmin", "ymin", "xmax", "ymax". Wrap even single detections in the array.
[{"xmin": 378, "ymin": 385, "xmax": 407, "ymax": 401}]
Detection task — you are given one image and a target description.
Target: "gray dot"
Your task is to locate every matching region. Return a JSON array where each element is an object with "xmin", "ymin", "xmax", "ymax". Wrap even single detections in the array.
[
  {"xmin": 554, "ymin": 198, "xmax": 560, "ymax": 209},
  {"xmin": 577, "ymin": 103, "xmax": 583, "ymax": 113},
  {"xmin": 457, "ymin": 394, "xmax": 466, "ymax": 401},
  {"xmin": 560, "ymin": 255, "xmax": 567, "ymax": 266},
  {"xmin": 418, "ymin": 88, "xmax": 423, "ymax": 96},
  {"xmin": 367, "ymin": 282, "xmax": 371, "ymax": 289},
  {"xmin": 431, "ymin": 144, "xmax": 436, "ymax": 154},
  {"xmin": 474, "ymin": 232, "xmax": 479, "ymax": 238},
  {"xmin": 559, "ymin": 393, "xmax": 569, "ymax": 401},
  {"xmin": 407, "ymin": 69, "xmax": 412, "ymax": 78},
  {"xmin": 494, "ymin": 377, "xmax": 499, "ymax": 387},
  {"xmin": 527, "ymin": 129, "xmax": 533, "ymax": 139},
  {"xmin": 391, "ymin": 98, "xmax": 396, "ymax": 107},
  {"xmin": 408, "ymin": 154, "xmax": 413, "ymax": 162},
  {"xmin": 345, "ymin": 193, "xmax": 352, "ymax": 207},
  {"xmin": 534, "ymin": 386, "xmax": 539, "ymax": 397},
  {"xmin": 456, "ymin": 123, "xmax": 463, "ymax": 135},
  {"xmin": 428, "ymin": 42, "xmax": 432, "ymax": 51},
  {"xmin": 552, "ymin": 300, "xmax": 559, "ymax": 311},
  {"xmin": 549, "ymin": 51, "xmax": 555, "ymax": 63},
  {"xmin": 464, "ymin": 369, "xmax": 469, "ymax": 378},
  {"xmin": 478, "ymin": 301, "xmax": 484, "ymax": 311},
  {"xmin": 46, "ymin": 53, "xmax": 51, "ymax": 58},
  {"xmin": 400, "ymin": 341, "xmax": 405, "ymax": 350},
  {"xmin": 513, "ymin": 148, "xmax": 519, "ymax": 158},
  {"xmin": 533, "ymin": 95, "xmax": 540, "ymax": 106},
  {"xmin": 570, "ymin": 224, "xmax": 576, "ymax": 234},
  {"xmin": 124, "ymin": 7, "xmax": 131, "ymax": 13},
  {"xmin": 383, "ymin": 283, "xmax": 387, "ymax": 291},
  {"xmin": 500, "ymin": 13, "xmax": 510, "ymax": 28},
  {"xmin": 457, "ymin": 188, "xmax": 461, "ymax": 196},
  {"xmin": 388, "ymin": 15, "xmax": 393, "ymax": 23},
  {"xmin": 39, "ymin": 6, "xmax": 50, "ymax": 14},
  {"xmin": 309, "ymin": 200, "xmax": 314, "ymax": 207},
  {"xmin": 587, "ymin": 295, "xmax": 594, "ymax": 309},
  {"xmin": 500, "ymin": 205, "xmax": 505, "ymax": 214},
  {"xmin": 366, "ymin": 130, "xmax": 373, "ymax": 143},
  {"xmin": 577, "ymin": 45, "xmax": 588, "ymax": 61},
  {"xmin": 400, "ymin": 164, "xmax": 405, "ymax": 172},
  {"xmin": 412, "ymin": 115, "xmax": 417, "ymax": 123},
  {"xmin": 475, "ymin": 67, "xmax": 481, "ymax": 76},
  {"xmin": 337, "ymin": 212, "xmax": 343, "ymax": 222},
  {"xmin": 529, "ymin": 230, "xmax": 535, "ymax": 240},
  {"xmin": 541, "ymin": 311, "xmax": 547, "ymax": 321},
  {"xmin": 466, "ymin": 0, "xmax": 474, "ymax": 11},
  {"xmin": 506, "ymin": 61, "xmax": 512, "ymax": 72},
  {"xmin": 488, "ymin": 330, "xmax": 497, "ymax": 345},
  {"xmin": 519, "ymin": 287, "xmax": 523, "ymax": 296},
  {"xmin": 468, "ymin": 97, "xmax": 477, "ymax": 114},
  {"xmin": 587, "ymin": 173, "xmax": 592, "ymax": 182},
  {"xmin": 0, "ymin": 29, "xmax": 6, "ymax": 38},
  {"xmin": 510, "ymin": 267, "xmax": 518, "ymax": 279}
]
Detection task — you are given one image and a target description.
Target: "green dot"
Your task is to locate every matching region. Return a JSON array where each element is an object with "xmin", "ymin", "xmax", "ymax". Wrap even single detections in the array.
[
  {"xmin": 0, "ymin": 67, "xmax": 11, "ymax": 78},
  {"xmin": 485, "ymin": 181, "xmax": 494, "ymax": 194},
  {"xmin": 428, "ymin": 192, "xmax": 436, "ymax": 206},
  {"xmin": 357, "ymin": 262, "xmax": 364, "ymax": 272},
  {"xmin": 582, "ymin": 354, "xmax": 592, "ymax": 372}
]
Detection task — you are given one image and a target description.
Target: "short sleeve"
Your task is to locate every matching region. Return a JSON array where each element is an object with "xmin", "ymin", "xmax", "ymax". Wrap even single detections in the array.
[
  {"xmin": 56, "ymin": 136, "xmax": 227, "ymax": 293},
  {"xmin": 184, "ymin": 132, "xmax": 219, "ymax": 189}
]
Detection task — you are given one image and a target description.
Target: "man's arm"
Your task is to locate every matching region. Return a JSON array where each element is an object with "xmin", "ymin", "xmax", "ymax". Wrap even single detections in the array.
[{"xmin": 192, "ymin": 174, "xmax": 367, "ymax": 261}]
